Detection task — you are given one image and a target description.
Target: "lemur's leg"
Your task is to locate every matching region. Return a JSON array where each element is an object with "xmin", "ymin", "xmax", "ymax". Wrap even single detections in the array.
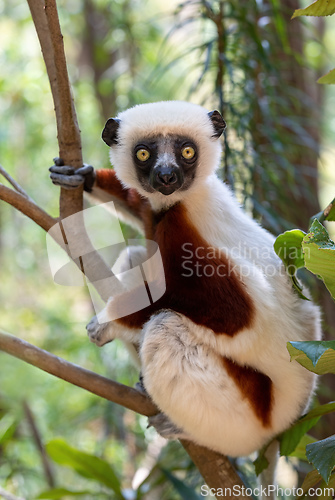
[
  {"xmin": 140, "ymin": 310, "xmax": 216, "ymax": 442},
  {"xmin": 87, "ymin": 245, "xmax": 147, "ymax": 347},
  {"xmin": 135, "ymin": 370, "xmax": 189, "ymax": 440},
  {"xmin": 140, "ymin": 310, "xmax": 268, "ymax": 454}
]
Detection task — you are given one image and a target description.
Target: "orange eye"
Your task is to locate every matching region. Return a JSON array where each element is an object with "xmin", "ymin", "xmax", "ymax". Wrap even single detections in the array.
[
  {"xmin": 181, "ymin": 146, "xmax": 195, "ymax": 160},
  {"xmin": 136, "ymin": 149, "xmax": 150, "ymax": 162}
]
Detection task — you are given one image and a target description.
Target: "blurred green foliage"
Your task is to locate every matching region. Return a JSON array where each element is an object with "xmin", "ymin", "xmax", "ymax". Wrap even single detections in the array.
[{"xmin": 0, "ymin": 0, "xmax": 334, "ymax": 498}]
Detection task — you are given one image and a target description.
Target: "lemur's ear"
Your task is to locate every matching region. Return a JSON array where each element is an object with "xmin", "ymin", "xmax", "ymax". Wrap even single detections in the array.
[
  {"xmin": 208, "ymin": 110, "xmax": 226, "ymax": 138},
  {"xmin": 102, "ymin": 118, "xmax": 121, "ymax": 146}
]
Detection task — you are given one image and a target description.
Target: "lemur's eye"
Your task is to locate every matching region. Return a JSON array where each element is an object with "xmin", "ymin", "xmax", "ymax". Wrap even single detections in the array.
[
  {"xmin": 181, "ymin": 146, "xmax": 195, "ymax": 160},
  {"xmin": 136, "ymin": 148, "xmax": 150, "ymax": 162}
]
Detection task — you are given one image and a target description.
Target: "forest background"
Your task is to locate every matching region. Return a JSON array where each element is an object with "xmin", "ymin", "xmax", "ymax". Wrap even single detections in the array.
[{"xmin": 0, "ymin": 0, "xmax": 335, "ymax": 498}]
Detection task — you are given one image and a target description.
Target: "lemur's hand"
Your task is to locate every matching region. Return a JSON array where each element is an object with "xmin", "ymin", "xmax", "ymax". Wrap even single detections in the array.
[{"xmin": 49, "ymin": 157, "xmax": 96, "ymax": 192}]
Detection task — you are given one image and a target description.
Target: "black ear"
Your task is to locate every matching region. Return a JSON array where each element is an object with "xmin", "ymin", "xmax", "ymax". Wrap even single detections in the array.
[
  {"xmin": 102, "ymin": 118, "xmax": 121, "ymax": 146},
  {"xmin": 208, "ymin": 110, "xmax": 226, "ymax": 138}
]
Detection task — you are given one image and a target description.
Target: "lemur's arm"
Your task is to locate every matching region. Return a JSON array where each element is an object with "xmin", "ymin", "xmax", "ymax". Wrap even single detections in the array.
[{"xmin": 49, "ymin": 158, "xmax": 145, "ymax": 232}]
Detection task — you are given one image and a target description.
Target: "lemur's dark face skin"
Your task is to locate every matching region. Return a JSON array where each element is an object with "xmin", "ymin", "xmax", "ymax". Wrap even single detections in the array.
[
  {"xmin": 133, "ymin": 135, "xmax": 198, "ymax": 195},
  {"xmin": 101, "ymin": 110, "xmax": 226, "ymax": 196}
]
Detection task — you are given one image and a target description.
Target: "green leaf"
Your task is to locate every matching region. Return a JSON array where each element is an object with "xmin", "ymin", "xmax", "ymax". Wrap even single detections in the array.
[
  {"xmin": 288, "ymin": 341, "xmax": 335, "ymax": 374},
  {"xmin": 161, "ymin": 468, "xmax": 202, "ymax": 500},
  {"xmin": 292, "ymin": 0, "xmax": 335, "ymax": 18},
  {"xmin": 298, "ymin": 469, "xmax": 323, "ymax": 498},
  {"xmin": 306, "ymin": 435, "xmax": 335, "ymax": 483},
  {"xmin": 0, "ymin": 413, "xmax": 17, "ymax": 444},
  {"xmin": 279, "ymin": 401, "xmax": 335, "ymax": 455},
  {"xmin": 280, "ymin": 417, "xmax": 320, "ymax": 456},
  {"xmin": 37, "ymin": 488, "xmax": 94, "ymax": 499},
  {"xmin": 298, "ymin": 470, "xmax": 335, "ymax": 499},
  {"xmin": 302, "ymin": 220, "xmax": 335, "ymax": 300},
  {"xmin": 299, "ymin": 401, "xmax": 335, "ymax": 420},
  {"xmin": 46, "ymin": 439, "xmax": 124, "ymax": 498},
  {"xmin": 289, "ymin": 434, "xmax": 316, "ymax": 460},
  {"xmin": 318, "ymin": 68, "xmax": 335, "ymax": 84},
  {"xmin": 253, "ymin": 450, "xmax": 269, "ymax": 476},
  {"xmin": 274, "ymin": 229, "xmax": 308, "ymax": 299}
]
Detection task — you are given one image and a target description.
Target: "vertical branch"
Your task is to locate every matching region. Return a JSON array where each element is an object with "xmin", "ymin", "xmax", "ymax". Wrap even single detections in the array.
[
  {"xmin": 27, "ymin": 0, "xmax": 120, "ymax": 299},
  {"xmin": 22, "ymin": 401, "xmax": 56, "ymax": 488},
  {"xmin": 27, "ymin": 0, "xmax": 83, "ymax": 218}
]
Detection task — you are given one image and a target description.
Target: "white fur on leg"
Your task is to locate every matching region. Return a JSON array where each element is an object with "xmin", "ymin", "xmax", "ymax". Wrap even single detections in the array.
[{"xmin": 140, "ymin": 310, "xmax": 277, "ymax": 457}]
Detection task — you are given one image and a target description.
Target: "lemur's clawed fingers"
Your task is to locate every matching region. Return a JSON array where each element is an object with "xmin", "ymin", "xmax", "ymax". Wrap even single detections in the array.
[
  {"xmin": 135, "ymin": 374, "xmax": 149, "ymax": 396},
  {"xmin": 75, "ymin": 164, "xmax": 94, "ymax": 176},
  {"xmin": 53, "ymin": 157, "xmax": 65, "ymax": 167},
  {"xmin": 50, "ymin": 172, "xmax": 85, "ymax": 189},
  {"xmin": 147, "ymin": 413, "xmax": 189, "ymax": 441},
  {"xmin": 86, "ymin": 315, "xmax": 113, "ymax": 347},
  {"xmin": 49, "ymin": 165, "xmax": 76, "ymax": 175},
  {"xmin": 49, "ymin": 159, "xmax": 95, "ymax": 191}
]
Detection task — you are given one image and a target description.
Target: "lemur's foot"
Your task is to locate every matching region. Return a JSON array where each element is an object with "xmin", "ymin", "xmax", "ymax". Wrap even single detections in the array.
[
  {"xmin": 135, "ymin": 374, "xmax": 149, "ymax": 396},
  {"xmin": 49, "ymin": 158, "xmax": 95, "ymax": 192},
  {"xmin": 148, "ymin": 412, "xmax": 189, "ymax": 440},
  {"xmin": 86, "ymin": 315, "xmax": 113, "ymax": 347}
]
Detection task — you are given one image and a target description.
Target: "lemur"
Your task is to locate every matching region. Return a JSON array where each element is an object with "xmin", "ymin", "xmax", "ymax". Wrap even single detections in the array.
[{"xmin": 50, "ymin": 101, "xmax": 321, "ymax": 474}]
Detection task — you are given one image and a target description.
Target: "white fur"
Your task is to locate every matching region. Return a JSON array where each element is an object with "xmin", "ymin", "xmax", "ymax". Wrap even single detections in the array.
[
  {"xmin": 91, "ymin": 101, "xmax": 321, "ymax": 461},
  {"xmin": 109, "ymin": 101, "xmax": 222, "ymax": 211}
]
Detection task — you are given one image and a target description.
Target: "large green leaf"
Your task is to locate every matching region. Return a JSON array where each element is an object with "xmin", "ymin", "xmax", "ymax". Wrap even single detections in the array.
[
  {"xmin": 292, "ymin": 0, "xmax": 335, "ymax": 18},
  {"xmin": 37, "ymin": 488, "xmax": 94, "ymax": 499},
  {"xmin": 46, "ymin": 439, "xmax": 124, "ymax": 498},
  {"xmin": 273, "ymin": 229, "xmax": 308, "ymax": 299},
  {"xmin": 302, "ymin": 219, "xmax": 335, "ymax": 300},
  {"xmin": 306, "ymin": 435, "xmax": 335, "ymax": 484},
  {"xmin": 288, "ymin": 341, "xmax": 335, "ymax": 374},
  {"xmin": 279, "ymin": 417, "xmax": 320, "ymax": 456},
  {"xmin": 279, "ymin": 401, "xmax": 335, "ymax": 455}
]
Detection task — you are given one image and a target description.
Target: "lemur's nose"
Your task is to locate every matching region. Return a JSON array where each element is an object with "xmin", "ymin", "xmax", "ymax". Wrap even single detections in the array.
[{"xmin": 157, "ymin": 170, "xmax": 178, "ymax": 185}]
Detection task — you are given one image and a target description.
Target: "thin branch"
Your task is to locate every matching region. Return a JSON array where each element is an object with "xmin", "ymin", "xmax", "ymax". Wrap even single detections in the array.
[
  {"xmin": 0, "ymin": 165, "xmax": 31, "ymax": 199},
  {"xmin": 26, "ymin": 0, "xmax": 121, "ymax": 300},
  {"xmin": 27, "ymin": 0, "xmax": 83, "ymax": 219},
  {"xmin": 0, "ymin": 330, "xmax": 157, "ymax": 417},
  {"xmin": 22, "ymin": 401, "xmax": 56, "ymax": 488},
  {"xmin": 181, "ymin": 440, "xmax": 245, "ymax": 496},
  {"xmin": 0, "ymin": 184, "xmax": 57, "ymax": 232},
  {"xmin": 0, "ymin": 487, "xmax": 25, "ymax": 500}
]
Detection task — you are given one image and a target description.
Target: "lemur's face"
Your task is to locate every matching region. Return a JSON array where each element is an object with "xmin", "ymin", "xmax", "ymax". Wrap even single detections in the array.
[
  {"xmin": 132, "ymin": 135, "xmax": 198, "ymax": 196},
  {"xmin": 102, "ymin": 101, "xmax": 226, "ymax": 203}
]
